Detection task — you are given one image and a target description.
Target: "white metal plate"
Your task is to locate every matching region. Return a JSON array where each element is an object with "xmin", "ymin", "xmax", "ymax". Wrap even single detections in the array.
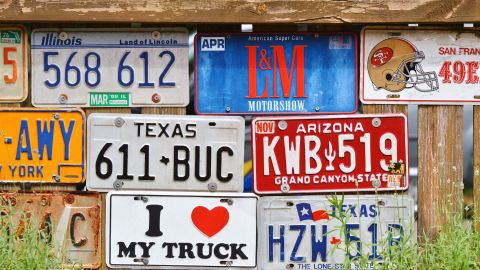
[
  {"xmin": 87, "ymin": 114, "xmax": 245, "ymax": 192},
  {"xmin": 361, "ymin": 27, "xmax": 480, "ymax": 104},
  {"xmin": 31, "ymin": 28, "xmax": 188, "ymax": 107},
  {"xmin": 258, "ymin": 195, "xmax": 414, "ymax": 270},
  {"xmin": 107, "ymin": 191, "xmax": 257, "ymax": 269}
]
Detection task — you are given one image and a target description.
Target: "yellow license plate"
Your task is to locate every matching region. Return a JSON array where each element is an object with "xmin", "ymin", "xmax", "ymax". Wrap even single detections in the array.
[
  {"xmin": 0, "ymin": 25, "xmax": 28, "ymax": 102},
  {"xmin": 0, "ymin": 109, "xmax": 85, "ymax": 183}
]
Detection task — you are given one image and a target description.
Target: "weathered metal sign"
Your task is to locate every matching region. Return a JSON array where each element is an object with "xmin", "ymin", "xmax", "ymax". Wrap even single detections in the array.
[
  {"xmin": 258, "ymin": 195, "xmax": 414, "ymax": 270},
  {"xmin": 361, "ymin": 27, "xmax": 480, "ymax": 104},
  {"xmin": 0, "ymin": 192, "xmax": 102, "ymax": 268},
  {"xmin": 87, "ymin": 114, "xmax": 245, "ymax": 192},
  {"xmin": 106, "ymin": 191, "xmax": 257, "ymax": 269},
  {"xmin": 252, "ymin": 114, "xmax": 408, "ymax": 194},
  {"xmin": 0, "ymin": 25, "xmax": 28, "ymax": 102},
  {"xmin": 31, "ymin": 28, "xmax": 189, "ymax": 107},
  {"xmin": 195, "ymin": 33, "xmax": 358, "ymax": 114},
  {"xmin": 0, "ymin": 109, "xmax": 85, "ymax": 183}
]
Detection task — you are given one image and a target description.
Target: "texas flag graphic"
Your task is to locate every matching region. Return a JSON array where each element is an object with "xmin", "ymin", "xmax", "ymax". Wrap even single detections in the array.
[{"xmin": 296, "ymin": 203, "xmax": 330, "ymax": 221}]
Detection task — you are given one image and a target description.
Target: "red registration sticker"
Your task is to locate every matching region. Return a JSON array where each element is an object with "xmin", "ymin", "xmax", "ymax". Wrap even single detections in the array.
[{"xmin": 252, "ymin": 114, "xmax": 408, "ymax": 194}]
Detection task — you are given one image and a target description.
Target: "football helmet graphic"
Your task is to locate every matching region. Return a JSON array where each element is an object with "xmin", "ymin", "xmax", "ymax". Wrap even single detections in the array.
[{"xmin": 367, "ymin": 38, "xmax": 439, "ymax": 92}]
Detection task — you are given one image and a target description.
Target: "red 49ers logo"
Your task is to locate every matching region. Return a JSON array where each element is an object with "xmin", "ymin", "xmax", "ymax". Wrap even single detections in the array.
[{"xmin": 370, "ymin": 47, "xmax": 393, "ymax": 67}]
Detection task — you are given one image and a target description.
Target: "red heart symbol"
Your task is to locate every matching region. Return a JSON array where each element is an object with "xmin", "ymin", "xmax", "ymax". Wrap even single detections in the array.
[{"xmin": 191, "ymin": 206, "xmax": 229, "ymax": 238}]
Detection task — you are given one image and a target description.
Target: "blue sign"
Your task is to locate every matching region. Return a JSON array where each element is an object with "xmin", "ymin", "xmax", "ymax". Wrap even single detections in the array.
[{"xmin": 195, "ymin": 33, "xmax": 358, "ymax": 115}]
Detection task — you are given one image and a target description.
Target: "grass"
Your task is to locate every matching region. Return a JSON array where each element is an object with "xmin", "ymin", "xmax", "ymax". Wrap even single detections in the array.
[
  {"xmin": 0, "ymin": 212, "xmax": 81, "ymax": 270},
  {"xmin": 327, "ymin": 194, "xmax": 480, "ymax": 270}
]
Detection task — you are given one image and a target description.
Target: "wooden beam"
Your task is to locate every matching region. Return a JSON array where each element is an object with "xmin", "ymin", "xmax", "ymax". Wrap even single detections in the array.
[
  {"xmin": 418, "ymin": 105, "xmax": 464, "ymax": 238},
  {"xmin": 0, "ymin": 0, "xmax": 478, "ymax": 24},
  {"xmin": 474, "ymin": 106, "xmax": 480, "ymax": 231}
]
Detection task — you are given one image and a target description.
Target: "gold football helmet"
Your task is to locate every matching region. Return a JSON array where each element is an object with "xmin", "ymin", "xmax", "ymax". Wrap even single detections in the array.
[{"xmin": 367, "ymin": 38, "xmax": 438, "ymax": 92}]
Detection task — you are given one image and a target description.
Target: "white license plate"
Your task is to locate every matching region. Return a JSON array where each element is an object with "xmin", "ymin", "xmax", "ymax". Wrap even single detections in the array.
[
  {"xmin": 31, "ymin": 28, "xmax": 188, "ymax": 107},
  {"xmin": 87, "ymin": 114, "xmax": 245, "ymax": 192},
  {"xmin": 258, "ymin": 195, "xmax": 414, "ymax": 270},
  {"xmin": 107, "ymin": 191, "xmax": 257, "ymax": 269}
]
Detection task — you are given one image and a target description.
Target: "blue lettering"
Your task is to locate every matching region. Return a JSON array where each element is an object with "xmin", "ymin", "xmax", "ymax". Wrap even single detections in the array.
[
  {"xmin": 59, "ymin": 120, "xmax": 75, "ymax": 160},
  {"xmin": 268, "ymin": 225, "xmax": 285, "ymax": 262},
  {"xmin": 360, "ymin": 205, "xmax": 368, "ymax": 218},
  {"xmin": 37, "ymin": 120, "xmax": 54, "ymax": 160},
  {"xmin": 369, "ymin": 205, "xmax": 377, "ymax": 217},
  {"xmin": 346, "ymin": 224, "xmax": 361, "ymax": 259},
  {"xmin": 348, "ymin": 205, "xmax": 357, "ymax": 217},
  {"xmin": 388, "ymin": 224, "xmax": 403, "ymax": 246},
  {"xmin": 290, "ymin": 225, "xmax": 306, "ymax": 262},
  {"xmin": 311, "ymin": 225, "xmax": 327, "ymax": 262},
  {"xmin": 16, "ymin": 120, "xmax": 32, "ymax": 160}
]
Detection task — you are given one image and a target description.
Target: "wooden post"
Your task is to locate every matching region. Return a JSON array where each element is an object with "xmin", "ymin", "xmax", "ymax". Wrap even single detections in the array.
[
  {"xmin": 418, "ymin": 105, "xmax": 463, "ymax": 238},
  {"xmin": 473, "ymin": 106, "xmax": 480, "ymax": 231}
]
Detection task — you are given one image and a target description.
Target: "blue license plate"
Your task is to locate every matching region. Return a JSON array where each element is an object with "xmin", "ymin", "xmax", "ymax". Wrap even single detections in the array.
[{"xmin": 195, "ymin": 33, "xmax": 358, "ymax": 114}]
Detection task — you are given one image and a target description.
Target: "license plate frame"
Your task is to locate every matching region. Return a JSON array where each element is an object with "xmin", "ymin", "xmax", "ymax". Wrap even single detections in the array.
[
  {"xmin": 252, "ymin": 114, "xmax": 408, "ymax": 194},
  {"xmin": 106, "ymin": 191, "xmax": 257, "ymax": 269},
  {"xmin": 31, "ymin": 28, "xmax": 189, "ymax": 107},
  {"xmin": 87, "ymin": 114, "xmax": 245, "ymax": 192}
]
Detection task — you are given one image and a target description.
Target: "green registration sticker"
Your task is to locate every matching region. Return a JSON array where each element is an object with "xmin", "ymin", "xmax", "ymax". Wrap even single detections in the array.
[
  {"xmin": 0, "ymin": 30, "xmax": 21, "ymax": 44},
  {"xmin": 89, "ymin": 92, "xmax": 130, "ymax": 107}
]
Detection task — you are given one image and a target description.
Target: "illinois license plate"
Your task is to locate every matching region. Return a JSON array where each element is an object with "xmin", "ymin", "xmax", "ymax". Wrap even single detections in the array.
[
  {"xmin": 31, "ymin": 28, "xmax": 188, "ymax": 107},
  {"xmin": 195, "ymin": 33, "xmax": 357, "ymax": 114},
  {"xmin": 258, "ymin": 195, "xmax": 414, "ymax": 270},
  {"xmin": 0, "ymin": 25, "xmax": 27, "ymax": 102},
  {"xmin": 0, "ymin": 192, "xmax": 101, "ymax": 268},
  {"xmin": 87, "ymin": 114, "xmax": 244, "ymax": 192},
  {"xmin": 0, "ymin": 109, "xmax": 85, "ymax": 183},
  {"xmin": 107, "ymin": 191, "xmax": 257, "ymax": 269},
  {"xmin": 252, "ymin": 114, "xmax": 408, "ymax": 194}
]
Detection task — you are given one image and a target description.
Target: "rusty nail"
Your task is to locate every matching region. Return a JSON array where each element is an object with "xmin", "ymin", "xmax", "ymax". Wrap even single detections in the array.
[
  {"xmin": 58, "ymin": 94, "xmax": 68, "ymax": 104},
  {"xmin": 64, "ymin": 194, "xmax": 75, "ymax": 205},
  {"xmin": 40, "ymin": 196, "xmax": 49, "ymax": 206},
  {"xmin": 151, "ymin": 93, "xmax": 160, "ymax": 103},
  {"xmin": 220, "ymin": 198, "xmax": 233, "ymax": 205}
]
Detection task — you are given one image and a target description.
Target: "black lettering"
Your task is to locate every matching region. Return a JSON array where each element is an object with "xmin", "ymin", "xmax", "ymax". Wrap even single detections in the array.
[
  {"xmin": 158, "ymin": 123, "xmax": 170, "ymax": 138},
  {"xmin": 197, "ymin": 243, "xmax": 214, "ymax": 259},
  {"xmin": 138, "ymin": 242, "xmax": 155, "ymax": 258},
  {"xmin": 174, "ymin": 145, "xmax": 189, "ymax": 181},
  {"xmin": 185, "ymin": 124, "xmax": 196, "ymax": 138},
  {"xmin": 134, "ymin": 122, "xmax": 144, "ymax": 137},
  {"xmin": 178, "ymin": 242, "xmax": 195, "ymax": 258},
  {"xmin": 118, "ymin": 242, "xmax": 136, "ymax": 258},
  {"xmin": 70, "ymin": 213, "xmax": 87, "ymax": 247},
  {"xmin": 195, "ymin": 146, "xmax": 211, "ymax": 181},
  {"xmin": 145, "ymin": 205, "xmax": 163, "ymax": 237},
  {"xmin": 213, "ymin": 243, "xmax": 229, "ymax": 259},
  {"xmin": 230, "ymin": 244, "xmax": 248, "ymax": 259},
  {"xmin": 172, "ymin": 124, "xmax": 183, "ymax": 138},
  {"xmin": 146, "ymin": 123, "xmax": 155, "ymax": 137},
  {"xmin": 162, "ymin": 242, "xmax": 178, "ymax": 258},
  {"xmin": 217, "ymin": 146, "xmax": 233, "ymax": 182}
]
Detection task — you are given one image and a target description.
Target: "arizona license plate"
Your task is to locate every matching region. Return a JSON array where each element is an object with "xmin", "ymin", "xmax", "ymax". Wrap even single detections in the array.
[
  {"xmin": 0, "ymin": 192, "xmax": 101, "ymax": 268},
  {"xmin": 87, "ymin": 114, "xmax": 244, "ymax": 192},
  {"xmin": 0, "ymin": 109, "xmax": 85, "ymax": 183},
  {"xmin": 31, "ymin": 28, "xmax": 188, "ymax": 107},
  {"xmin": 107, "ymin": 191, "xmax": 257, "ymax": 269},
  {"xmin": 258, "ymin": 195, "xmax": 414, "ymax": 270},
  {"xmin": 252, "ymin": 114, "xmax": 408, "ymax": 194},
  {"xmin": 0, "ymin": 26, "xmax": 27, "ymax": 102},
  {"xmin": 195, "ymin": 33, "xmax": 357, "ymax": 114}
]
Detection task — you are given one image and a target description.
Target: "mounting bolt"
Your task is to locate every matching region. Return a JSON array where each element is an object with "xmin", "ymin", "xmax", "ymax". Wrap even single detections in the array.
[
  {"xmin": 58, "ymin": 94, "xmax": 68, "ymax": 104},
  {"xmin": 114, "ymin": 117, "xmax": 125, "ymax": 127},
  {"xmin": 151, "ymin": 93, "xmax": 160, "ymax": 103},
  {"xmin": 53, "ymin": 175, "xmax": 61, "ymax": 182},
  {"xmin": 152, "ymin": 31, "xmax": 161, "ymax": 39},
  {"xmin": 53, "ymin": 113, "xmax": 60, "ymax": 120},
  {"xmin": 225, "ymin": 106, "xmax": 231, "ymax": 112},
  {"xmin": 314, "ymin": 106, "xmax": 320, "ymax": 111},
  {"xmin": 280, "ymin": 183, "xmax": 290, "ymax": 193},
  {"xmin": 208, "ymin": 182, "xmax": 217, "ymax": 192},
  {"xmin": 64, "ymin": 194, "xmax": 75, "ymax": 205},
  {"xmin": 372, "ymin": 117, "xmax": 381, "ymax": 127},
  {"xmin": 58, "ymin": 32, "xmax": 68, "ymax": 41},
  {"xmin": 113, "ymin": 180, "xmax": 124, "ymax": 190},
  {"xmin": 372, "ymin": 179, "xmax": 381, "ymax": 188},
  {"xmin": 278, "ymin": 120, "xmax": 288, "ymax": 130}
]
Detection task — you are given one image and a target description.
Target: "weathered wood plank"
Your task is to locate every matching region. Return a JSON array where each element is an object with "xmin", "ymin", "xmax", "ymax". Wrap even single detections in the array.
[
  {"xmin": 0, "ymin": 0, "xmax": 477, "ymax": 24},
  {"xmin": 473, "ymin": 106, "xmax": 480, "ymax": 231},
  {"xmin": 362, "ymin": 104, "xmax": 408, "ymax": 115},
  {"xmin": 418, "ymin": 105, "xmax": 464, "ymax": 238}
]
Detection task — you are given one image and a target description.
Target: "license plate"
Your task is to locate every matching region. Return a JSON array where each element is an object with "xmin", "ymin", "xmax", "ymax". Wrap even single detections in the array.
[
  {"xmin": 107, "ymin": 191, "xmax": 257, "ymax": 269},
  {"xmin": 258, "ymin": 195, "xmax": 414, "ymax": 270},
  {"xmin": 362, "ymin": 27, "xmax": 480, "ymax": 104},
  {"xmin": 0, "ymin": 109, "xmax": 85, "ymax": 183},
  {"xmin": 87, "ymin": 114, "xmax": 245, "ymax": 192},
  {"xmin": 0, "ymin": 192, "xmax": 101, "ymax": 268},
  {"xmin": 252, "ymin": 114, "xmax": 408, "ymax": 194},
  {"xmin": 195, "ymin": 33, "xmax": 357, "ymax": 114},
  {"xmin": 0, "ymin": 26, "xmax": 27, "ymax": 102},
  {"xmin": 31, "ymin": 28, "xmax": 189, "ymax": 107}
]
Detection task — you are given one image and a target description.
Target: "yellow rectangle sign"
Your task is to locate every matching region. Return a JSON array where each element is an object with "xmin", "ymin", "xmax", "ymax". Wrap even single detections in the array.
[{"xmin": 0, "ymin": 109, "xmax": 85, "ymax": 183}]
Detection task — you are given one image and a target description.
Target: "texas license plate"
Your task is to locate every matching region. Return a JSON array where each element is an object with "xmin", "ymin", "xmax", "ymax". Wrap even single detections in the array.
[
  {"xmin": 195, "ymin": 32, "xmax": 357, "ymax": 114},
  {"xmin": 0, "ymin": 26, "xmax": 27, "ymax": 102},
  {"xmin": 258, "ymin": 195, "xmax": 414, "ymax": 270},
  {"xmin": 107, "ymin": 191, "xmax": 257, "ymax": 269},
  {"xmin": 31, "ymin": 28, "xmax": 189, "ymax": 107},
  {"xmin": 87, "ymin": 114, "xmax": 245, "ymax": 192},
  {"xmin": 0, "ymin": 192, "xmax": 101, "ymax": 268},
  {"xmin": 0, "ymin": 109, "xmax": 85, "ymax": 183},
  {"xmin": 252, "ymin": 114, "xmax": 408, "ymax": 194}
]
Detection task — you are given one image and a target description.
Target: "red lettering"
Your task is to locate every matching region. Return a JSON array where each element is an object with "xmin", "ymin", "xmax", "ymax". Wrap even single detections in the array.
[
  {"xmin": 466, "ymin": 61, "xmax": 479, "ymax": 84},
  {"xmin": 245, "ymin": 46, "xmax": 268, "ymax": 98},
  {"xmin": 453, "ymin": 61, "xmax": 466, "ymax": 84},
  {"xmin": 271, "ymin": 45, "xmax": 307, "ymax": 98},
  {"xmin": 438, "ymin": 61, "xmax": 452, "ymax": 83}
]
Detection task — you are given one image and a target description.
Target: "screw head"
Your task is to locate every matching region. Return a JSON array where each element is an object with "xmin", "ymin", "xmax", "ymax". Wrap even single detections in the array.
[
  {"xmin": 64, "ymin": 194, "xmax": 75, "ymax": 205},
  {"xmin": 114, "ymin": 117, "xmax": 125, "ymax": 127},
  {"xmin": 58, "ymin": 32, "xmax": 68, "ymax": 41},
  {"xmin": 280, "ymin": 183, "xmax": 290, "ymax": 193},
  {"xmin": 151, "ymin": 93, "xmax": 160, "ymax": 103},
  {"xmin": 278, "ymin": 120, "xmax": 288, "ymax": 130},
  {"xmin": 372, "ymin": 117, "xmax": 381, "ymax": 127},
  {"xmin": 58, "ymin": 94, "xmax": 68, "ymax": 104},
  {"xmin": 314, "ymin": 106, "xmax": 320, "ymax": 111},
  {"xmin": 208, "ymin": 182, "xmax": 218, "ymax": 192},
  {"xmin": 52, "ymin": 113, "xmax": 60, "ymax": 120},
  {"xmin": 40, "ymin": 196, "xmax": 49, "ymax": 206},
  {"xmin": 225, "ymin": 106, "xmax": 231, "ymax": 112},
  {"xmin": 53, "ymin": 175, "xmax": 61, "ymax": 182},
  {"xmin": 113, "ymin": 180, "xmax": 123, "ymax": 190},
  {"xmin": 152, "ymin": 31, "xmax": 161, "ymax": 39},
  {"xmin": 372, "ymin": 178, "xmax": 381, "ymax": 188}
]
